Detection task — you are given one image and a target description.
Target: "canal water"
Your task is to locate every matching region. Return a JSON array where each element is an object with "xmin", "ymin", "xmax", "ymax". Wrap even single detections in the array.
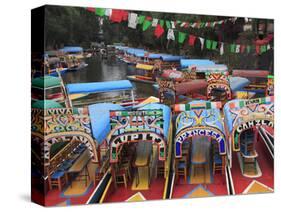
[{"xmin": 62, "ymin": 55, "xmax": 157, "ymax": 100}]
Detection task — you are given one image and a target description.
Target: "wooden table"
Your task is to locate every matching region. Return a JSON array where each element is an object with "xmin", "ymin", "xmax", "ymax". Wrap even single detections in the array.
[
  {"xmin": 190, "ymin": 137, "xmax": 209, "ymax": 183},
  {"xmin": 67, "ymin": 149, "xmax": 91, "ymax": 187},
  {"xmin": 133, "ymin": 142, "xmax": 152, "ymax": 189}
]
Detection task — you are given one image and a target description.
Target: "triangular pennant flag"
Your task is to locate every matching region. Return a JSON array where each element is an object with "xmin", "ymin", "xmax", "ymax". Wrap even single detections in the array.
[
  {"xmin": 95, "ymin": 8, "xmax": 106, "ymax": 16},
  {"xmin": 206, "ymin": 39, "xmax": 212, "ymax": 49},
  {"xmin": 167, "ymin": 29, "xmax": 175, "ymax": 40},
  {"xmin": 152, "ymin": 18, "xmax": 158, "ymax": 27},
  {"xmin": 171, "ymin": 21, "xmax": 175, "ymax": 29},
  {"xmin": 188, "ymin": 35, "xmax": 197, "ymax": 46},
  {"xmin": 154, "ymin": 24, "xmax": 164, "ymax": 38},
  {"xmin": 138, "ymin": 15, "xmax": 145, "ymax": 24},
  {"xmin": 180, "ymin": 22, "xmax": 186, "ymax": 27},
  {"xmin": 142, "ymin": 19, "xmax": 152, "ymax": 31},
  {"xmin": 105, "ymin": 8, "xmax": 112, "ymax": 16},
  {"xmin": 166, "ymin": 20, "xmax": 171, "ymax": 29},
  {"xmin": 159, "ymin": 20, "xmax": 164, "ymax": 27},
  {"xmin": 212, "ymin": 41, "xmax": 218, "ymax": 50},
  {"xmin": 87, "ymin": 7, "xmax": 95, "ymax": 12},
  {"xmin": 110, "ymin": 10, "xmax": 126, "ymax": 23},
  {"xmin": 178, "ymin": 32, "xmax": 187, "ymax": 44},
  {"xmin": 260, "ymin": 45, "xmax": 267, "ymax": 54},
  {"xmin": 246, "ymin": 45, "xmax": 251, "ymax": 54},
  {"xmin": 184, "ymin": 22, "xmax": 190, "ymax": 28},
  {"xmin": 200, "ymin": 22, "xmax": 205, "ymax": 28},
  {"xmin": 220, "ymin": 43, "xmax": 224, "ymax": 55},
  {"xmin": 128, "ymin": 13, "xmax": 138, "ymax": 29},
  {"xmin": 230, "ymin": 44, "xmax": 236, "ymax": 53},
  {"xmin": 199, "ymin": 37, "xmax": 205, "ymax": 50},
  {"xmin": 235, "ymin": 44, "xmax": 240, "ymax": 53}
]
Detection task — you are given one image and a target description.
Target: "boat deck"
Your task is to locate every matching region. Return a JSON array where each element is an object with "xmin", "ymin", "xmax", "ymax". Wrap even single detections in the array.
[{"xmin": 231, "ymin": 137, "xmax": 274, "ymax": 195}]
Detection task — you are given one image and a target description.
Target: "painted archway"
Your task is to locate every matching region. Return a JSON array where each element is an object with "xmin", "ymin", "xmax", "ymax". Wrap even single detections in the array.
[
  {"xmin": 232, "ymin": 118, "xmax": 274, "ymax": 151},
  {"xmin": 175, "ymin": 126, "xmax": 226, "ymax": 158},
  {"xmin": 108, "ymin": 109, "xmax": 167, "ymax": 163},
  {"xmin": 206, "ymin": 72, "xmax": 231, "ymax": 100},
  {"xmin": 32, "ymin": 131, "xmax": 98, "ymax": 165},
  {"xmin": 109, "ymin": 131, "xmax": 166, "ymax": 163}
]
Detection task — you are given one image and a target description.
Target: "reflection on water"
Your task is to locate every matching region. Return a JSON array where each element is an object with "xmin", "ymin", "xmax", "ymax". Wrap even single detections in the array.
[{"xmin": 62, "ymin": 55, "xmax": 156, "ymax": 99}]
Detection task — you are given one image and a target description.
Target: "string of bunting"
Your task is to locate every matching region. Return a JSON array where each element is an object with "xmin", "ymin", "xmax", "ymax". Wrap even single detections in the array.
[{"xmin": 86, "ymin": 7, "xmax": 273, "ymax": 55}]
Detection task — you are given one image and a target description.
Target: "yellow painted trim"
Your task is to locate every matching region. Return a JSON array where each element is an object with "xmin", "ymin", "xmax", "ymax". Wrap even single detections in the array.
[{"xmin": 99, "ymin": 177, "xmax": 112, "ymax": 203}]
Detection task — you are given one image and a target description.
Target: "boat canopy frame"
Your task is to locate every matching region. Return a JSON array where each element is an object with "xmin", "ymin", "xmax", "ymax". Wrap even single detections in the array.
[
  {"xmin": 174, "ymin": 101, "xmax": 226, "ymax": 158},
  {"xmin": 107, "ymin": 109, "xmax": 167, "ymax": 163},
  {"xmin": 224, "ymin": 97, "xmax": 274, "ymax": 151}
]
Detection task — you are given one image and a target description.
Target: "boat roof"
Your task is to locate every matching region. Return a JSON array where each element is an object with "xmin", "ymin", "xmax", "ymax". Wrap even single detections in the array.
[
  {"xmin": 32, "ymin": 100, "xmax": 63, "ymax": 109},
  {"xmin": 223, "ymin": 97, "xmax": 274, "ymax": 133},
  {"xmin": 147, "ymin": 53, "xmax": 168, "ymax": 59},
  {"xmin": 191, "ymin": 64, "xmax": 228, "ymax": 73},
  {"xmin": 180, "ymin": 59, "xmax": 215, "ymax": 68},
  {"xmin": 66, "ymin": 80, "xmax": 134, "ymax": 94},
  {"xmin": 60, "ymin": 46, "xmax": 83, "ymax": 53},
  {"xmin": 229, "ymin": 76, "xmax": 250, "ymax": 91},
  {"xmin": 88, "ymin": 103, "xmax": 124, "ymax": 144},
  {"xmin": 232, "ymin": 69, "xmax": 270, "ymax": 78},
  {"xmin": 175, "ymin": 100, "xmax": 224, "ymax": 134},
  {"xmin": 160, "ymin": 55, "xmax": 186, "ymax": 62},
  {"xmin": 32, "ymin": 76, "xmax": 61, "ymax": 89},
  {"xmin": 88, "ymin": 103, "xmax": 171, "ymax": 144},
  {"xmin": 136, "ymin": 63, "xmax": 154, "ymax": 71}
]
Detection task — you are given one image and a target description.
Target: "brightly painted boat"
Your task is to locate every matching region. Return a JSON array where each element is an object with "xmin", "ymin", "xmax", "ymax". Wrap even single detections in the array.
[{"xmin": 223, "ymin": 97, "xmax": 274, "ymax": 194}]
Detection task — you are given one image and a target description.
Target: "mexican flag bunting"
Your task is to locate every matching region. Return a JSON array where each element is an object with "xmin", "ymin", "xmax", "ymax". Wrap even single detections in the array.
[
  {"xmin": 220, "ymin": 43, "xmax": 224, "ymax": 55},
  {"xmin": 142, "ymin": 19, "xmax": 152, "ymax": 31},
  {"xmin": 206, "ymin": 39, "xmax": 212, "ymax": 49},
  {"xmin": 191, "ymin": 22, "xmax": 198, "ymax": 28},
  {"xmin": 154, "ymin": 24, "xmax": 165, "ymax": 38},
  {"xmin": 218, "ymin": 20, "xmax": 224, "ymax": 24},
  {"xmin": 128, "ymin": 13, "xmax": 138, "ymax": 29},
  {"xmin": 138, "ymin": 15, "xmax": 146, "ymax": 24},
  {"xmin": 206, "ymin": 22, "xmax": 211, "ymax": 27},
  {"xmin": 171, "ymin": 21, "xmax": 176, "ymax": 29},
  {"xmin": 167, "ymin": 29, "xmax": 175, "ymax": 40},
  {"xmin": 200, "ymin": 22, "xmax": 205, "ymax": 28},
  {"xmin": 199, "ymin": 37, "xmax": 205, "ymax": 50},
  {"xmin": 151, "ymin": 18, "xmax": 158, "ymax": 27},
  {"xmin": 105, "ymin": 8, "xmax": 112, "ymax": 16},
  {"xmin": 166, "ymin": 20, "xmax": 171, "ymax": 29},
  {"xmin": 188, "ymin": 35, "xmax": 197, "ymax": 46},
  {"xmin": 267, "ymin": 44, "xmax": 271, "ymax": 50},
  {"xmin": 110, "ymin": 10, "xmax": 127, "ymax": 23},
  {"xmin": 260, "ymin": 45, "xmax": 267, "ymax": 54},
  {"xmin": 180, "ymin": 22, "xmax": 186, "ymax": 27},
  {"xmin": 212, "ymin": 41, "xmax": 218, "ymax": 50},
  {"xmin": 230, "ymin": 44, "xmax": 236, "ymax": 53},
  {"xmin": 95, "ymin": 8, "xmax": 106, "ymax": 16},
  {"xmin": 235, "ymin": 44, "xmax": 240, "ymax": 53},
  {"xmin": 211, "ymin": 21, "xmax": 216, "ymax": 27},
  {"xmin": 178, "ymin": 32, "xmax": 187, "ymax": 44},
  {"xmin": 176, "ymin": 20, "xmax": 182, "ymax": 25},
  {"xmin": 160, "ymin": 20, "xmax": 164, "ymax": 27},
  {"xmin": 86, "ymin": 7, "xmax": 95, "ymax": 12}
]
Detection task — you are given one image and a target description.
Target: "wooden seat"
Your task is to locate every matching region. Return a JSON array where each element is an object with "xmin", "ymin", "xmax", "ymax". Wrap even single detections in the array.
[
  {"xmin": 213, "ymin": 154, "xmax": 223, "ymax": 175},
  {"xmin": 176, "ymin": 157, "xmax": 188, "ymax": 183},
  {"xmin": 115, "ymin": 168, "xmax": 128, "ymax": 188},
  {"xmin": 157, "ymin": 160, "xmax": 165, "ymax": 177},
  {"xmin": 49, "ymin": 171, "xmax": 66, "ymax": 191}
]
